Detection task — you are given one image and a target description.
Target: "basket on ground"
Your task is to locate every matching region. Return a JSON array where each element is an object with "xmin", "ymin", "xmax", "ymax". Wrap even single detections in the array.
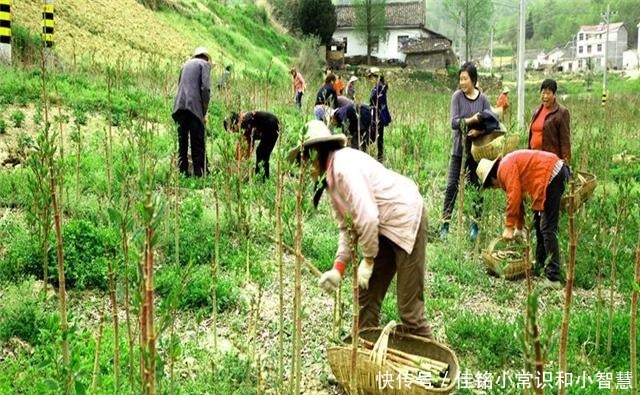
[
  {"xmin": 328, "ymin": 321, "xmax": 459, "ymax": 395},
  {"xmin": 470, "ymin": 131, "xmax": 519, "ymax": 162},
  {"xmin": 560, "ymin": 171, "xmax": 597, "ymax": 211},
  {"xmin": 481, "ymin": 237, "xmax": 531, "ymax": 280}
]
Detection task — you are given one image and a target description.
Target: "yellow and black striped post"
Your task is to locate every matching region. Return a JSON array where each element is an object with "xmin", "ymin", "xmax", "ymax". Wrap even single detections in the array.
[
  {"xmin": 601, "ymin": 91, "xmax": 607, "ymax": 107},
  {"xmin": 0, "ymin": 0, "xmax": 10, "ymax": 64},
  {"xmin": 42, "ymin": 1, "xmax": 54, "ymax": 48}
]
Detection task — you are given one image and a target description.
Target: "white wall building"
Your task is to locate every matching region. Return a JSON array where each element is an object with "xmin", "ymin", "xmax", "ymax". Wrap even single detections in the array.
[
  {"xmin": 332, "ymin": 0, "xmax": 450, "ymax": 64},
  {"xmin": 575, "ymin": 22, "xmax": 627, "ymax": 71}
]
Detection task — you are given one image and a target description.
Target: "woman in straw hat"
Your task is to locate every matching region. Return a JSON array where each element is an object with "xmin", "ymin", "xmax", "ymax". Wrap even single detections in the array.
[
  {"xmin": 476, "ymin": 149, "xmax": 569, "ymax": 289},
  {"xmin": 346, "ymin": 75, "xmax": 358, "ymax": 100},
  {"xmin": 290, "ymin": 120, "xmax": 432, "ymax": 337}
]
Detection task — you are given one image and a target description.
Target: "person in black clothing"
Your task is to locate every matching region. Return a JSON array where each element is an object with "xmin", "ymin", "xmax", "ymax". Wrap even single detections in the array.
[
  {"xmin": 314, "ymin": 74, "xmax": 338, "ymax": 120},
  {"xmin": 224, "ymin": 111, "xmax": 280, "ymax": 180},
  {"xmin": 330, "ymin": 103, "xmax": 372, "ymax": 151}
]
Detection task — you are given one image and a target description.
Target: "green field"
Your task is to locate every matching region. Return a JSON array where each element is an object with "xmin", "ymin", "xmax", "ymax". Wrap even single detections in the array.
[{"xmin": 0, "ymin": 60, "xmax": 638, "ymax": 394}]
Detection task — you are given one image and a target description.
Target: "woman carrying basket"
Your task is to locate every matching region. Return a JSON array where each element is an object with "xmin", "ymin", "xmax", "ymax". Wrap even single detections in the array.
[
  {"xmin": 439, "ymin": 62, "xmax": 492, "ymax": 241},
  {"xmin": 290, "ymin": 120, "xmax": 433, "ymax": 338}
]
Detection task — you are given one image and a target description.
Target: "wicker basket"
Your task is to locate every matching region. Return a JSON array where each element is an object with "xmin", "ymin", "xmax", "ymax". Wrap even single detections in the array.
[
  {"xmin": 481, "ymin": 237, "xmax": 531, "ymax": 280},
  {"xmin": 470, "ymin": 132, "xmax": 519, "ymax": 162},
  {"xmin": 560, "ymin": 171, "xmax": 597, "ymax": 211},
  {"xmin": 328, "ymin": 321, "xmax": 459, "ymax": 395}
]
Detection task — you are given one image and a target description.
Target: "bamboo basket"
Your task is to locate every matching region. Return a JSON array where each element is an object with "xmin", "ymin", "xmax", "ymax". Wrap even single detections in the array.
[
  {"xmin": 560, "ymin": 171, "xmax": 597, "ymax": 211},
  {"xmin": 481, "ymin": 237, "xmax": 531, "ymax": 280},
  {"xmin": 470, "ymin": 131, "xmax": 519, "ymax": 162},
  {"xmin": 328, "ymin": 321, "xmax": 459, "ymax": 395}
]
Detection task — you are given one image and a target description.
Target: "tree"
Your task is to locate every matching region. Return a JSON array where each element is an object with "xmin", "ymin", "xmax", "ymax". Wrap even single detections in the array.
[
  {"xmin": 297, "ymin": 0, "xmax": 337, "ymax": 46},
  {"xmin": 444, "ymin": 0, "xmax": 494, "ymax": 62},
  {"xmin": 353, "ymin": 0, "xmax": 387, "ymax": 66},
  {"xmin": 526, "ymin": 11, "xmax": 534, "ymax": 41}
]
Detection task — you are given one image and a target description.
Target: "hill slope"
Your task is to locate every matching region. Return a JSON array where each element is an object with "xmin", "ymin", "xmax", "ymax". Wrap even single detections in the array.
[{"xmin": 12, "ymin": 0, "xmax": 297, "ymax": 74}]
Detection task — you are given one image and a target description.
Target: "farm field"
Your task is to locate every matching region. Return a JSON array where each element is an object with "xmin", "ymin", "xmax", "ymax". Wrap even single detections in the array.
[
  {"xmin": 1, "ymin": 1, "xmax": 640, "ymax": 394},
  {"xmin": 0, "ymin": 60, "xmax": 639, "ymax": 394}
]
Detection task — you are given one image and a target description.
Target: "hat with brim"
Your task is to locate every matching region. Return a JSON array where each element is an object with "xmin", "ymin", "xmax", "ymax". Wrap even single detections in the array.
[
  {"xmin": 502, "ymin": 86, "xmax": 510, "ymax": 94},
  {"xmin": 476, "ymin": 157, "xmax": 501, "ymax": 188},
  {"xmin": 288, "ymin": 120, "xmax": 347, "ymax": 162},
  {"xmin": 193, "ymin": 47, "xmax": 210, "ymax": 59},
  {"xmin": 348, "ymin": 76, "xmax": 358, "ymax": 83},
  {"xmin": 367, "ymin": 67, "xmax": 380, "ymax": 77}
]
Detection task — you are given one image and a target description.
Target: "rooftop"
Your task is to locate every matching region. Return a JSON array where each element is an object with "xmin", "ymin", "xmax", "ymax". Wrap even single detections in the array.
[{"xmin": 336, "ymin": 1, "xmax": 425, "ymax": 28}]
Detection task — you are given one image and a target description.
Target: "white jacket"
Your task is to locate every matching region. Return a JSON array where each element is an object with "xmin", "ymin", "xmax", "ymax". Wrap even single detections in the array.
[{"xmin": 326, "ymin": 148, "xmax": 424, "ymax": 263}]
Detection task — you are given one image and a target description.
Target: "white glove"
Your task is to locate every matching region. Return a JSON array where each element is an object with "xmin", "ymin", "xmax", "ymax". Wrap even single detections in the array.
[
  {"xmin": 357, "ymin": 258, "xmax": 374, "ymax": 289},
  {"xmin": 319, "ymin": 269, "xmax": 342, "ymax": 293}
]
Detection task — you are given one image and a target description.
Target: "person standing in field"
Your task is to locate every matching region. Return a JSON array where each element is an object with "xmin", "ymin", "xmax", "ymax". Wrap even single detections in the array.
[
  {"xmin": 368, "ymin": 68, "xmax": 391, "ymax": 162},
  {"xmin": 439, "ymin": 62, "xmax": 492, "ymax": 241},
  {"xmin": 224, "ymin": 111, "xmax": 279, "ymax": 181},
  {"xmin": 528, "ymin": 79, "xmax": 571, "ymax": 164},
  {"xmin": 476, "ymin": 150, "xmax": 569, "ymax": 289},
  {"xmin": 291, "ymin": 67, "xmax": 306, "ymax": 109},
  {"xmin": 172, "ymin": 47, "xmax": 211, "ymax": 177},
  {"xmin": 217, "ymin": 65, "xmax": 232, "ymax": 90},
  {"xmin": 495, "ymin": 86, "xmax": 509, "ymax": 121},
  {"xmin": 290, "ymin": 120, "xmax": 433, "ymax": 338},
  {"xmin": 346, "ymin": 75, "xmax": 358, "ymax": 100}
]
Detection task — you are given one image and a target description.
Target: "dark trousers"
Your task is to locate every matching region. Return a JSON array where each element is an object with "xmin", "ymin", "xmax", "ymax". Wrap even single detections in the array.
[
  {"xmin": 442, "ymin": 147, "xmax": 483, "ymax": 222},
  {"xmin": 175, "ymin": 110, "xmax": 206, "ymax": 177},
  {"xmin": 359, "ymin": 207, "xmax": 432, "ymax": 338},
  {"xmin": 534, "ymin": 165, "xmax": 569, "ymax": 282},
  {"xmin": 370, "ymin": 122, "xmax": 385, "ymax": 162},
  {"xmin": 254, "ymin": 131, "xmax": 278, "ymax": 180},
  {"xmin": 295, "ymin": 92, "xmax": 303, "ymax": 108}
]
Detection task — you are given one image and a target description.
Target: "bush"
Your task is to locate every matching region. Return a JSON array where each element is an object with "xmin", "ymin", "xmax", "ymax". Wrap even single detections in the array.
[
  {"xmin": 156, "ymin": 264, "xmax": 242, "ymax": 313},
  {"xmin": 0, "ymin": 119, "xmax": 6, "ymax": 134},
  {"xmin": 0, "ymin": 218, "xmax": 41, "ymax": 283},
  {"xmin": 48, "ymin": 220, "xmax": 119, "ymax": 290},
  {"xmin": 0, "ymin": 280, "xmax": 48, "ymax": 345},
  {"xmin": 10, "ymin": 110, "xmax": 26, "ymax": 128}
]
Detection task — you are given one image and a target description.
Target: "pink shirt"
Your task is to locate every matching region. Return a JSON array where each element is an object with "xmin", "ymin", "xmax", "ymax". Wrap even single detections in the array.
[
  {"xmin": 326, "ymin": 148, "xmax": 423, "ymax": 263},
  {"xmin": 293, "ymin": 72, "xmax": 306, "ymax": 93}
]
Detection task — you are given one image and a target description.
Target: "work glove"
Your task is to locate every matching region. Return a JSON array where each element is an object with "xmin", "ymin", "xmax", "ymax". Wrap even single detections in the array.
[
  {"xmin": 318, "ymin": 261, "xmax": 346, "ymax": 293},
  {"xmin": 357, "ymin": 258, "xmax": 375, "ymax": 290}
]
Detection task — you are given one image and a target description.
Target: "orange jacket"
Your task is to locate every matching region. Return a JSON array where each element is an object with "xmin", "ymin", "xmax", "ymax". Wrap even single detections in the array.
[{"xmin": 497, "ymin": 150, "xmax": 561, "ymax": 228}]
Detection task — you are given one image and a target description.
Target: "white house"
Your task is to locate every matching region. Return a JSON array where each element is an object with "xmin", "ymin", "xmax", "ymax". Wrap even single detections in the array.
[
  {"xmin": 523, "ymin": 49, "xmax": 546, "ymax": 69},
  {"xmin": 332, "ymin": 0, "xmax": 452, "ymax": 66},
  {"xmin": 575, "ymin": 22, "xmax": 627, "ymax": 71}
]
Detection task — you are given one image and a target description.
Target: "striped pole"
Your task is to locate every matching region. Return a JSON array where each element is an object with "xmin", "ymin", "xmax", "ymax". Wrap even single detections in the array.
[
  {"xmin": 42, "ymin": 0, "xmax": 54, "ymax": 48},
  {"xmin": 601, "ymin": 91, "xmax": 607, "ymax": 107},
  {"xmin": 0, "ymin": 0, "xmax": 10, "ymax": 64}
]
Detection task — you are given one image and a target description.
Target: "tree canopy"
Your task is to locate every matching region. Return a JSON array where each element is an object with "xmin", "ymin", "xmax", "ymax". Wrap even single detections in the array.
[
  {"xmin": 353, "ymin": 0, "xmax": 387, "ymax": 65},
  {"xmin": 297, "ymin": 0, "xmax": 337, "ymax": 46}
]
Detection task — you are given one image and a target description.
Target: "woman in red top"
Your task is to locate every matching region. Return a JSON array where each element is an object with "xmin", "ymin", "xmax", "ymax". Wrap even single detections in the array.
[
  {"xmin": 476, "ymin": 150, "xmax": 570, "ymax": 289},
  {"xmin": 528, "ymin": 79, "xmax": 571, "ymax": 163}
]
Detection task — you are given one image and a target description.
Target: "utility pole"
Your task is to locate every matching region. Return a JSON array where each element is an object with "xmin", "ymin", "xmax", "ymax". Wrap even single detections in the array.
[
  {"xmin": 600, "ymin": 4, "xmax": 617, "ymax": 107},
  {"xmin": 0, "ymin": 0, "xmax": 10, "ymax": 64},
  {"xmin": 516, "ymin": 0, "xmax": 526, "ymax": 129}
]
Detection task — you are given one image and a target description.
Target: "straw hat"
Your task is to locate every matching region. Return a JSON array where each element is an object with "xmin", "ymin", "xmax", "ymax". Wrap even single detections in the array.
[
  {"xmin": 476, "ymin": 157, "xmax": 501, "ymax": 188},
  {"xmin": 193, "ymin": 47, "xmax": 210, "ymax": 59},
  {"xmin": 367, "ymin": 67, "xmax": 380, "ymax": 77},
  {"xmin": 288, "ymin": 120, "xmax": 347, "ymax": 162},
  {"xmin": 502, "ymin": 86, "xmax": 510, "ymax": 94},
  {"xmin": 348, "ymin": 76, "xmax": 358, "ymax": 83}
]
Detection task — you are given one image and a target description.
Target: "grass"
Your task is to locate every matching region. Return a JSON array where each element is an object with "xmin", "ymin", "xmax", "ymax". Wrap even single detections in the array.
[{"xmin": 0, "ymin": 48, "xmax": 638, "ymax": 394}]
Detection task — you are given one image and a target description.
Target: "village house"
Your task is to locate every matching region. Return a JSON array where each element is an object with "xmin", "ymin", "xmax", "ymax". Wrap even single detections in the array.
[
  {"xmin": 332, "ymin": 0, "xmax": 454, "ymax": 68},
  {"xmin": 575, "ymin": 22, "xmax": 627, "ymax": 71}
]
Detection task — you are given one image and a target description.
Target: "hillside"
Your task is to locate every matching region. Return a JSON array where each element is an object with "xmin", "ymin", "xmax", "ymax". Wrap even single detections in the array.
[{"xmin": 11, "ymin": 0, "xmax": 297, "ymax": 74}]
